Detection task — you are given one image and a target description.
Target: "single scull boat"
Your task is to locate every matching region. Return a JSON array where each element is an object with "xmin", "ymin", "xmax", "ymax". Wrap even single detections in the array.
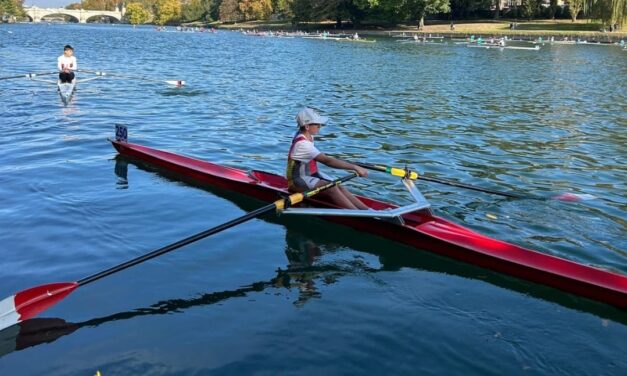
[{"xmin": 110, "ymin": 138, "xmax": 627, "ymax": 310}]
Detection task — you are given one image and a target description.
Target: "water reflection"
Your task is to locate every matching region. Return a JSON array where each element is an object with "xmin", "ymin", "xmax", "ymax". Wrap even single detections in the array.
[{"xmin": 0, "ymin": 232, "xmax": 367, "ymax": 359}]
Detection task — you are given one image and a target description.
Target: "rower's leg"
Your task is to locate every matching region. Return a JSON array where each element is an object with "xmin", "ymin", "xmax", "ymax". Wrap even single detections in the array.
[
  {"xmin": 313, "ymin": 183, "xmax": 360, "ymax": 210},
  {"xmin": 337, "ymin": 185, "xmax": 369, "ymax": 210}
]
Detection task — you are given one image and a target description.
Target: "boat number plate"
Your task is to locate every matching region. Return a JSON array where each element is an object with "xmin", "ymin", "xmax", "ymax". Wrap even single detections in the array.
[{"xmin": 115, "ymin": 124, "xmax": 128, "ymax": 142}]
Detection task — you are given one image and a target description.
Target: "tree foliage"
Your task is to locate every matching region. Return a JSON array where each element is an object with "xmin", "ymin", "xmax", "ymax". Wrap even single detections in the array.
[
  {"xmin": 126, "ymin": 2, "xmax": 151, "ymax": 24},
  {"xmin": 79, "ymin": 0, "xmax": 120, "ymax": 11},
  {"xmin": 219, "ymin": 0, "xmax": 243, "ymax": 21},
  {"xmin": 156, "ymin": 0, "xmax": 181, "ymax": 24},
  {"xmin": 0, "ymin": 0, "xmax": 24, "ymax": 17},
  {"xmin": 239, "ymin": 0, "xmax": 273, "ymax": 20},
  {"xmin": 568, "ymin": 0, "xmax": 584, "ymax": 21}
]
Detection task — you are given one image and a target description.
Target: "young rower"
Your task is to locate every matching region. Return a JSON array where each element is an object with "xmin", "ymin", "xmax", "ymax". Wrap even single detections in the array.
[
  {"xmin": 57, "ymin": 45, "xmax": 77, "ymax": 84},
  {"xmin": 286, "ymin": 107, "xmax": 369, "ymax": 210}
]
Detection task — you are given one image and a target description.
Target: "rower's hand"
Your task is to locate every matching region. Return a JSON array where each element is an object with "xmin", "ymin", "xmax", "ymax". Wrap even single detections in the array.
[{"xmin": 354, "ymin": 165, "xmax": 368, "ymax": 178}]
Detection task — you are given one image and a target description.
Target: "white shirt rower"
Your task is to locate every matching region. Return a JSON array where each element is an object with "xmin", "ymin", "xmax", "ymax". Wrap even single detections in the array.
[{"xmin": 57, "ymin": 55, "xmax": 77, "ymax": 72}]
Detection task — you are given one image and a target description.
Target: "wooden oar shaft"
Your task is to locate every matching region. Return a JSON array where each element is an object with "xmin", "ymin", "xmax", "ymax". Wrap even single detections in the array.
[{"xmin": 78, "ymin": 172, "xmax": 356, "ymax": 286}]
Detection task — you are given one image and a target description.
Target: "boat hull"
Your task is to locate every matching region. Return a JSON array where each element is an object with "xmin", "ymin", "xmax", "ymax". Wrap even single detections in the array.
[
  {"xmin": 57, "ymin": 81, "xmax": 75, "ymax": 104},
  {"xmin": 111, "ymin": 140, "xmax": 627, "ymax": 310}
]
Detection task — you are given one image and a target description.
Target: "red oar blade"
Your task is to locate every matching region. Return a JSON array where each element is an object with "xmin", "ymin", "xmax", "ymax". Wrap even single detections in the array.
[
  {"xmin": 0, "ymin": 283, "xmax": 78, "ymax": 331},
  {"xmin": 552, "ymin": 193, "xmax": 597, "ymax": 202}
]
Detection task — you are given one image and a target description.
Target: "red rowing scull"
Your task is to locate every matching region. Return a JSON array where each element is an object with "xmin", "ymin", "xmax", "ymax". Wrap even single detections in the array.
[{"xmin": 111, "ymin": 139, "xmax": 627, "ymax": 310}]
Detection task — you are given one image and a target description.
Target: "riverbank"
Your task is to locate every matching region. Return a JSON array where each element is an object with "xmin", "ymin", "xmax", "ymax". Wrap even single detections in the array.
[{"xmin": 208, "ymin": 19, "xmax": 627, "ymax": 42}]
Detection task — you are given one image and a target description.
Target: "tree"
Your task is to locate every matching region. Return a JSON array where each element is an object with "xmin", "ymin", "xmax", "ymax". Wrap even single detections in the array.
[
  {"xmin": 521, "ymin": 0, "xmax": 540, "ymax": 19},
  {"xmin": 126, "ymin": 2, "xmax": 151, "ymax": 24},
  {"xmin": 239, "ymin": 0, "xmax": 273, "ymax": 20},
  {"xmin": 219, "ymin": 0, "xmax": 243, "ymax": 21},
  {"xmin": 155, "ymin": 0, "xmax": 181, "ymax": 24},
  {"xmin": 272, "ymin": 0, "xmax": 293, "ymax": 19},
  {"xmin": 395, "ymin": 0, "xmax": 450, "ymax": 29},
  {"xmin": 311, "ymin": 0, "xmax": 379, "ymax": 27},
  {"xmin": 568, "ymin": 0, "xmax": 584, "ymax": 21},
  {"xmin": 1, "ymin": 0, "xmax": 24, "ymax": 17},
  {"xmin": 548, "ymin": 0, "xmax": 558, "ymax": 19},
  {"xmin": 80, "ymin": 0, "xmax": 120, "ymax": 11},
  {"xmin": 591, "ymin": 0, "xmax": 626, "ymax": 27},
  {"xmin": 181, "ymin": 0, "xmax": 208, "ymax": 21}
]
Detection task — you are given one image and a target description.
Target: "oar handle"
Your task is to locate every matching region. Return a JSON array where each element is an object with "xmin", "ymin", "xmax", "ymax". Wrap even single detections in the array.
[{"xmin": 354, "ymin": 162, "xmax": 419, "ymax": 180}]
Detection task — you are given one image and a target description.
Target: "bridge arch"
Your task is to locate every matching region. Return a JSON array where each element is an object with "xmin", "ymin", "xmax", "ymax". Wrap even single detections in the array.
[{"xmin": 23, "ymin": 7, "xmax": 124, "ymax": 24}]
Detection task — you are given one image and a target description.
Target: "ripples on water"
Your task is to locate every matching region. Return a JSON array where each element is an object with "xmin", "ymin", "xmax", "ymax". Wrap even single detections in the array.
[{"xmin": 0, "ymin": 24, "xmax": 626, "ymax": 375}]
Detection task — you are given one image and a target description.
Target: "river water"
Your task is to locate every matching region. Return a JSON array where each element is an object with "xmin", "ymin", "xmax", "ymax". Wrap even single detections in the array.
[{"xmin": 0, "ymin": 23, "xmax": 626, "ymax": 375}]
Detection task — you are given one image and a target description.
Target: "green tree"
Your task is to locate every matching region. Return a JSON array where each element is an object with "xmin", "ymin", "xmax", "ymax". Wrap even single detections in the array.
[
  {"xmin": 219, "ymin": 0, "xmax": 243, "ymax": 21},
  {"xmin": 521, "ymin": 0, "xmax": 540, "ymax": 19},
  {"xmin": 291, "ymin": 0, "xmax": 314, "ymax": 23},
  {"xmin": 181, "ymin": 0, "xmax": 206, "ymax": 21},
  {"xmin": 591, "ymin": 0, "xmax": 626, "ymax": 27},
  {"xmin": 1, "ymin": 0, "xmax": 24, "ymax": 17},
  {"xmin": 312, "ymin": 0, "xmax": 379, "ymax": 27},
  {"xmin": 156, "ymin": 0, "xmax": 181, "ymax": 24},
  {"xmin": 568, "ymin": 0, "xmax": 584, "ymax": 21},
  {"xmin": 272, "ymin": 0, "xmax": 293, "ymax": 19},
  {"xmin": 239, "ymin": 0, "xmax": 273, "ymax": 20},
  {"xmin": 126, "ymin": 2, "xmax": 151, "ymax": 24},
  {"xmin": 393, "ymin": 0, "xmax": 450, "ymax": 29}
]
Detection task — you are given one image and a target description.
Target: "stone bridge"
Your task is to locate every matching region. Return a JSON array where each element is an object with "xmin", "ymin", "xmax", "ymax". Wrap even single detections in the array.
[{"xmin": 24, "ymin": 6, "xmax": 125, "ymax": 23}]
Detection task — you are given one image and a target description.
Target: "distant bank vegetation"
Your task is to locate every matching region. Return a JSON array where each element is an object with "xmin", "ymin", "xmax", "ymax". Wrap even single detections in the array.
[{"xmin": 1, "ymin": 0, "xmax": 625, "ymax": 30}]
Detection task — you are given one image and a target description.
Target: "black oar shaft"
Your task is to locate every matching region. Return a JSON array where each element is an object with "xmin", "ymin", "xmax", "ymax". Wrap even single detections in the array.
[
  {"xmin": 77, "ymin": 173, "xmax": 356, "ymax": 287},
  {"xmin": 417, "ymin": 176, "xmax": 525, "ymax": 198},
  {"xmin": 0, "ymin": 72, "xmax": 57, "ymax": 80},
  {"xmin": 355, "ymin": 161, "xmax": 528, "ymax": 199},
  {"xmin": 77, "ymin": 204, "xmax": 273, "ymax": 287}
]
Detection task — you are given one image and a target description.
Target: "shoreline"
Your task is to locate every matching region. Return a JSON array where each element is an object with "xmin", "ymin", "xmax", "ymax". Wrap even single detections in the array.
[{"xmin": 207, "ymin": 19, "xmax": 627, "ymax": 43}]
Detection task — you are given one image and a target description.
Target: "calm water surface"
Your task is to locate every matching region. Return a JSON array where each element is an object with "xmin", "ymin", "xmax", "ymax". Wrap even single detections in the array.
[{"xmin": 1, "ymin": 23, "xmax": 626, "ymax": 375}]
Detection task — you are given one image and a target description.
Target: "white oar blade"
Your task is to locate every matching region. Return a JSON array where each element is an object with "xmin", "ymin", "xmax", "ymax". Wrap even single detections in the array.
[
  {"xmin": 0, "ymin": 295, "xmax": 20, "ymax": 332},
  {"xmin": 165, "ymin": 80, "xmax": 185, "ymax": 86}
]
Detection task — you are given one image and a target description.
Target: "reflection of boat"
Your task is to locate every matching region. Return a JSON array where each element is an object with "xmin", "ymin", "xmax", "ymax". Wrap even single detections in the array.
[{"xmin": 111, "ymin": 139, "xmax": 627, "ymax": 310}]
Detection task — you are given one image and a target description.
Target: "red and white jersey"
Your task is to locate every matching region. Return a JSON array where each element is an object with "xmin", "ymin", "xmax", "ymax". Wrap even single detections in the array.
[{"xmin": 57, "ymin": 55, "xmax": 77, "ymax": 72}]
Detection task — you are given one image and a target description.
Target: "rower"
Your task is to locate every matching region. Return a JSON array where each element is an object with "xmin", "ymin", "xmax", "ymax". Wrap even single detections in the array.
[
  {"xmin": 286, "ymin": 107, "xmax": 369, "ymax": 210},
  {"xmin": 57, "ymin": 45, "xmax": 77, "ymax": 84}
]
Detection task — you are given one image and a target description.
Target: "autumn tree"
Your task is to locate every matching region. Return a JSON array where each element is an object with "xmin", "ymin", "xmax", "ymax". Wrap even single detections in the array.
[
  {"xmin": 219, "ymin": 0, "xmax": 243, "ymax": 21},
  {"xmin": 239, "ymin": 0, "xmax": 273, "ymax": 20},
  {"xmin": 155, "ymin": 0, "xmax": 181, "ymax": 24},
  {"xmin": 126, "ymin": 2, "xmax": 151, "ymax": 24}
]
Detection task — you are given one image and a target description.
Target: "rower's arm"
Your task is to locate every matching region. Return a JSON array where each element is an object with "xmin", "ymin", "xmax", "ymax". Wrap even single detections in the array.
[{"xmin": 316, "ymin": 153, "xmax": 368, "ymax": 177}]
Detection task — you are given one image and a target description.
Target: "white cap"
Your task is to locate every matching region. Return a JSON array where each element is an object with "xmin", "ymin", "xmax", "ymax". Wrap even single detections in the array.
[{"xmin": 296, "ymin": 107, "xmax": 328, "ymax": 127}]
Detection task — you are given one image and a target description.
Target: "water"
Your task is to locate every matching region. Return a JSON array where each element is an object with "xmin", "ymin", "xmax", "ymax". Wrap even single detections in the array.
[{"xmin": 1, "ymin": 23, "xmax": 626, "ymax": 375}]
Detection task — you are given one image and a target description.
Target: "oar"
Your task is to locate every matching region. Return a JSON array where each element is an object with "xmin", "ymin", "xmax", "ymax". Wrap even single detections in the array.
[
  {"xmin": 354, "ymin": 162, "xmax": 594, "ymax": 202},
  {"xmin": 78, "ymin": 69, "xmax": 185, "ymax": 86},
  {"xmin": 0, "ymin": 72, "xmax": 58, "ymax": 81},
  {"xmin": 0, "ymin": 173, "xmax": 356, "ymax": 331}
]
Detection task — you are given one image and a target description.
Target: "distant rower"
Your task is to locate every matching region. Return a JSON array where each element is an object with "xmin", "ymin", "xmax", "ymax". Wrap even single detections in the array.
[{"xmin": 57, "ymin": 45, "xmax": 77, "ymax": 84}]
